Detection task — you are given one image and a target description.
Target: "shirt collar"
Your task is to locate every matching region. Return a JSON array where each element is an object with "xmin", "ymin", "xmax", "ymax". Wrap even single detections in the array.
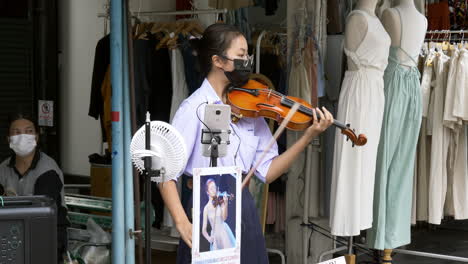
[
  {"xmin": 200, "ymin": 78, "xmax": 224, "ymax": 105},
  {"xmin": 8, "ymin": 149, "xmax": 41, "ymax": 170}
]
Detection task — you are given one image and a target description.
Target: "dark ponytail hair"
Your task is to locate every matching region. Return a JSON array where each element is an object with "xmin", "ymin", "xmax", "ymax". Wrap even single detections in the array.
[
  {"xmin": 190, "ymin": 24, "xmax": 245, "ymax": 78},
  {"xmin": 7, "ymin": 112, "xmax": 39, "ymax": 135}
]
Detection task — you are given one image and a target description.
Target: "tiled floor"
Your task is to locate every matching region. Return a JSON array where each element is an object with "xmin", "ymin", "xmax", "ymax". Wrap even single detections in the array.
[
  {"xmin": 150, "ymin": 221, "xmax": 468, "ymax": 263},
  {"xmin": 356, "ymin": 222, "xmax": 468, "ymax": 264}
]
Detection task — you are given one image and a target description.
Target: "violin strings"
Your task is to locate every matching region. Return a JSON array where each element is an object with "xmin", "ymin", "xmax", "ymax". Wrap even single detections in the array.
[{"xmin": 254, "ymin": 89, "xmax": 316, "ymax": 116}]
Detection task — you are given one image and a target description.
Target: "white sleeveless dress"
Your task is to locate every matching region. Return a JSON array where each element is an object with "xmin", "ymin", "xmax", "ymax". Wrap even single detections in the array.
[
  {"xmin": 207, "ymin": 204, "xmax": 236, "ymax": 250},
  {"xmin": 330, "ymin": 10, "xmax": 391, "ymax": 236}
]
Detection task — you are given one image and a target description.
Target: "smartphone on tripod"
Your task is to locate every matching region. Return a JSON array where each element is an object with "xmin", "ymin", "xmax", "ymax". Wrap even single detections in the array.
[{"xmin": 202, "ymin": 104, "xmax": 231, "ymax": 158}]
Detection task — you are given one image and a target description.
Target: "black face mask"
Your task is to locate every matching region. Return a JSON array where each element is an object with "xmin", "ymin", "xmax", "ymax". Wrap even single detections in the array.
[{"xmin": 223, "ymin": 58, "xmax": 253, "ymax": 87}]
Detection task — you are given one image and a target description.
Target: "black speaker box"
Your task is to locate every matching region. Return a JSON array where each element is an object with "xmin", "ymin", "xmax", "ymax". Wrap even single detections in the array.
[{"xmin": 0, "ymin": 196, "xmax": 57, "ymax": 264}]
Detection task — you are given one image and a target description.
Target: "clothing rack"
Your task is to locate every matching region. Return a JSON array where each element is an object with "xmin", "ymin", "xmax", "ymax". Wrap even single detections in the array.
[
  {"xmin": 255, "ymin": 30, "xmax": 287, "ymax": 74},
  {"xmin": 426, "ymin": 29, "xmax": 468, "ymax": 34},
  {"xmin": 97, "ymin": 8, "xmax": 228, "ymax": 18},
  {"xmin": 425, "ymin": 29, "xmax": 468, "ymax": 41},
  {"xmin": 97, "ymin": 8, "xmax": 228, "ymax": 39}
]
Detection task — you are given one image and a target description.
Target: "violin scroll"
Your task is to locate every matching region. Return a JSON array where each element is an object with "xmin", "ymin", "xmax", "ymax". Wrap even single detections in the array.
[{"xmin": 341, "ymin": 128, "xmax": 367, "ymax": 147}]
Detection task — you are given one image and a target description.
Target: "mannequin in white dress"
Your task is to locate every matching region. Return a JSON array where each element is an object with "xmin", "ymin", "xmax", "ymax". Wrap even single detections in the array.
[
  {"xmin": 345, "ymin": 0, "xmax": 380, "ymax": 71},
  {"xmin": 330, "ymin": 0, "xmax": 391, "ymax": 237}
]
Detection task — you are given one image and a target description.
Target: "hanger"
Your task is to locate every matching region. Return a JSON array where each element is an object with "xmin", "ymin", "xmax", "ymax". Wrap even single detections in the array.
[
  {"xmin": 135, "ymin": 22, "xmax": 153, "ymax": 40},
  {"xmin": 426, "ymin": 31, "xmax": 436, "ymax": 66},
  {"xmin": 442, "ymin": 30, "xmax": 450, "ymax": 51},
  {"xmin": 156, "ymin": 31, "xmax": 172, "ymax": 50},
  {"xmin": 462, "ymin": 32, "xmax": 468, "ymax": 49},
  {"xmin": 190, "ymin": 21, "xmax": 204, "ymax": 36},
  {"xmin": 166, "ymin": 32, "xmax": 179, "ymax": 50},
  {"xmin": 447, "ymin": 30, "xmax": 456, "ymax": 51},
  {"xmin": 150, "ymin": 22, "xmax": 164, "ymax": 34}
]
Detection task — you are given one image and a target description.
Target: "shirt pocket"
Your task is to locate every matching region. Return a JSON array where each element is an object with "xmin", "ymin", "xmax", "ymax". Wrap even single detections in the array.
[{"xmin": 239, "ymin": 134, "xmax": 260, "ymax": 172}]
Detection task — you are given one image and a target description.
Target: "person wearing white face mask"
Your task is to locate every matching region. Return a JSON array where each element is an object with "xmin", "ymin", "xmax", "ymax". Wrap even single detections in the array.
[{"xmin": 0, "ymin": 113, "xmax": 69, "ymax": 263}]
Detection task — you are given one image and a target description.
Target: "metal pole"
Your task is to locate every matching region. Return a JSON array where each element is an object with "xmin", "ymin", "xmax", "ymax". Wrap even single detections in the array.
[
  {"xmin": 256, "ymin": 30, "xmax": 266, "ymax": 74},
  {"xmin": 347, "ymin": 237, "xmax": 353, "ymax": 255},
  {"xmin": 134, "ymin": 8, "xmax": 228, "ymax": 16},
  {"xmin": 110, "ymin": 0, "xmax": 125, "ymax": 262},
  {"xmin": 122, "ymin": 0, "xmax": 135, "ymax": 262},
  {"xmin": 144, "ymin": 116, "xmax": 152, "ymax": 264},
  {"xmin": 393, "ymin": 249, "xmax": 468, "ymax": 262},
  {"xmin": 303, "ymin": 146, "xmax": 312, "ymax": 264},
  {"xmin": 145, "ymin": 173, "xmax": 152, "ymax": 263},
  {"xmin": 98, "ymin": 8, "xmax": 228, "ymax": 18},
  {"xmin": 124, "ymin": 2, "xmax": 143, "ymax": 262}
]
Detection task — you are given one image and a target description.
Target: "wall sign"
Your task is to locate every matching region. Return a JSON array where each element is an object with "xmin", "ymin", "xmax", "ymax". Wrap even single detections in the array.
[{"xmin": 38, "ymin": 100, "xmax": 53, "ymax": 127}]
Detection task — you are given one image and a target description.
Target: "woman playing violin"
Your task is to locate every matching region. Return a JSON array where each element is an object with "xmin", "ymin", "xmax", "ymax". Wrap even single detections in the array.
[
  {"xmin": 202, "ymin": 178, "xmax": 236, "ymax": 251},
  {"xmin": 161, "ymin": 23, "xmax": 334, "ymax": 264}
]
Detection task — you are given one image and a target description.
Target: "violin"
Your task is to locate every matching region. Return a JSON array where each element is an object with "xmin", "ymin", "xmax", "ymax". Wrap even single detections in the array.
[
  {"xmin": 227, "ymin": 79, "xmax": 367, "ymax": 147},
  {"xmin": 212, "ymin": 191, "xmax": 235, "ymax": 207}
]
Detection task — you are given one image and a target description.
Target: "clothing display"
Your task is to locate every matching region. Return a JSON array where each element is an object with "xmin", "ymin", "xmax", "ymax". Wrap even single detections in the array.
[
  {"xmin": 285, "ymin": 50, "xmax": 311, "ymax": 218},
  {"xmin": 254, "ymin": 34, "xmax": 288, "ymax": 232},
  {"xmin": 453, "ymin": 50, "xmax": 468, "ymax": 121},
  {"xmin": 321, "ymin": 35, "xmax": 346, "ymax": 218},
  {"xmin": 169, "ymin": 48, "xmax": 189, "ymax": 122},
  {"xmin": 412, "ymin": 55, "xmax": 435, "ymax": 223},
  {"xmin": 413, "ymin": 47, "xmax": 468, "ymax": 224},
  {"xmin": 285, "ymin": 6, "xmax": 329, "ymax": 261},
  {"xmin": 327, "ymin": 0, "xmax": 347, "ymax": 34},
  {"xmin": 101, "ymin": 66, "xmax": 112, "ymax": 151},
  {"xmin": 88, "ymin": 35, "xmax": 110, "ymax": 143},
  {"xmin": 330, "ymin": 10, "xmax": 390, "ymax": 237},
  {"xmin": 225, "ymin": 8, "xmax": 252, "ymax": 44},
  {"xmin": 321, "ymin": 36, "xmax": 346, "ymax": 216},
  {"xmin": 89, "ymin": 30, "xmax": 199, "ymax": 230},
  {"xmin": 367, "ymin": 8, "xmax": 423, "ymax": 250},
  {"xmin": 428, "ymin": 52, "xmax": 451, "ymax": 225},
  {"xmin": 179, "ymin": 35, "xmax": 203, "ymax": 95},
  {"xmin": 80, "ymin": 6, "xmax": 468, "ymax": 263}
]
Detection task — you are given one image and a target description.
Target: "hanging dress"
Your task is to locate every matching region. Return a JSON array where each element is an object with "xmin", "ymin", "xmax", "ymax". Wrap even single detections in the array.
[
  {"xmin": 330, "ymin": 10, "xmax": 391, "ymax": 236},
  {"xmin": 412, "ymin": 51, "xmax": 435, "ymax": 223},
  {"xmin": 428, "ymin": 52, "xmax": 451, "ymax": 224},
  {"xmin": 367, "ymin": 8, "xmax": 424, "ymax": 250},
  {"xmin": 450, "ymin": 49, "xmax": 468, "ymax": 220}
]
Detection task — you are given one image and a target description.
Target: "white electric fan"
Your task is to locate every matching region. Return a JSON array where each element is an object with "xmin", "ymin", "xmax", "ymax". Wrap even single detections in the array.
[
  {"xmin": 130, "ymin": 119, "xmax": 188, "ymax": 183},
  {"xmin": 130, "ymin": 113, "xmax": 187, "ymax": 264}
]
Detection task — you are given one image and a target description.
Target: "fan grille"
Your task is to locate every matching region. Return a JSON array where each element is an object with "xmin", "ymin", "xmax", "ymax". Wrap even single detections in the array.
[{"xmin": 130, "ymin": 121, "xmax": 187, "ymax": 182}]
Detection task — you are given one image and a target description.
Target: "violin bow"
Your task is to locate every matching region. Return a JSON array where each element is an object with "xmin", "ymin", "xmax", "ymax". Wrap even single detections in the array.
[{"xmin": 242, "ymin": 102, "xmax": 300, "ymax": 189}]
